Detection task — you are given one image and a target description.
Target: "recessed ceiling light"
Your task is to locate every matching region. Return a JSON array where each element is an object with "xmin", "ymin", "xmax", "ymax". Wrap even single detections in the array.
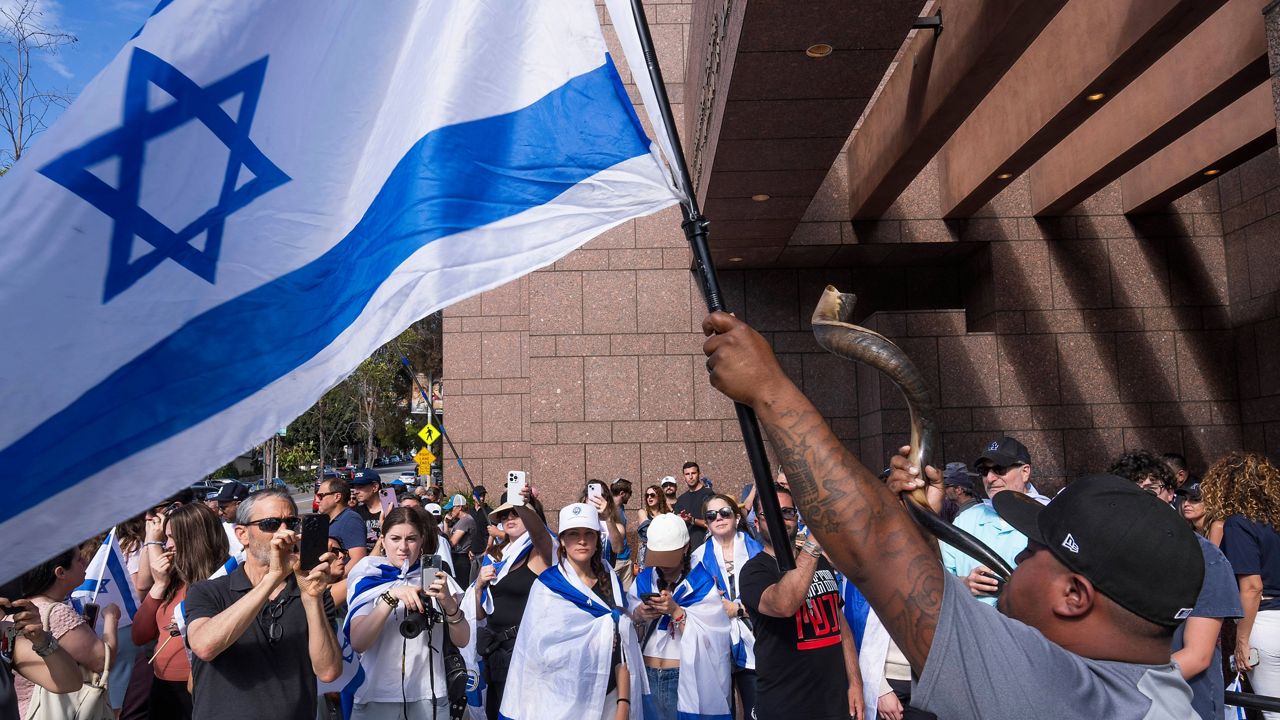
[
  {"xmin": 1086, "ymin": 92, "xmax": 1106, "ymax": 102},
  {"xmin": 1203, "ymin": 168, "xmax": 1221, "ymax": 176},
  {"xmin": 996, "ymin": 172, "xmax": 1013, "ymax": 180},
  {"xmin": 805, "ymin": 44, "xmax": 833, "ymax": 58},
  {"xmin": 751, "ymin": 194, "xmax": 770, "ymax": 202},
  {"xmin": 728, "ymin": 257, "xmax": 744, "ymax": 263}
]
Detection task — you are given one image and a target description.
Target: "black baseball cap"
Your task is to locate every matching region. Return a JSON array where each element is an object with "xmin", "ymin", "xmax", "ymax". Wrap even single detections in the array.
[
  {"xmin": 975, "ymin": 436, "xmax": 1031, "ymax": 469},
  {"xmin": 351, "ymin": 468, "xmax": 380, "ymax": 486},
  {"xmin": 1176, "ymin": 481, "xmax": 1203, "ymax": 502},
  {"xmin": 214, "ymin": 482, "xmax": 249, "ymax": 503},
  {"xmin": 943, "ymin": 462, "xmax": 976, "ymax": 491},
  {"xmin": 993, "ymin": 474, "xmax": 1203, "ymax": 627}
]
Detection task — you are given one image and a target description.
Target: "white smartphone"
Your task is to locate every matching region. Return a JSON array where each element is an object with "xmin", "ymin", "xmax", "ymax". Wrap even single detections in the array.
[
  {"xmin": 586, "ymin": 483, "xmax": 604, "ymax": 501},
  {"xmin": 507, "ymin": 470, "xmax": 527, "ymax": 506}
]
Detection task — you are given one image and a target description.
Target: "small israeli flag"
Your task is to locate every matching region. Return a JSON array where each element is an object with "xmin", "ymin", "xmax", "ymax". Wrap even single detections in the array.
[
  {"xmin": 0, "ymin": 0, "xmax": 681, "ymax": 580},
  {"xmin": 70, "ymin": 529, "xmax": 138, "ymax": 630}
]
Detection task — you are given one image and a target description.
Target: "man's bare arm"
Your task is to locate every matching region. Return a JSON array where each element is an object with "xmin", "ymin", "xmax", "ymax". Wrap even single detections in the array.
[{"xmin": 702, "ymin": 311, "xmax": 943, "ymax": 670}]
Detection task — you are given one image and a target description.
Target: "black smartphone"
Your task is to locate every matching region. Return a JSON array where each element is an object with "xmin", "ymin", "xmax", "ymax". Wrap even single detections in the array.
[
  {"xmin": 639, "ymin": 592, "xmax": 661, "ymax": 602},
  {"xmin": 299, "ymin": 513, "xmax": 330, "ymax": 571},
  {"xmin": 81, "ymin": 602, "xmax": 100, "ymax": 629}
]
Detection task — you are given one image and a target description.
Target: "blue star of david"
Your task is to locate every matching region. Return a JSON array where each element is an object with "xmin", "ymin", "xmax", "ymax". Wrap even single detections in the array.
[{"xmin": 40, "ymin": 48, "xmax": 290, "ymax": 302}]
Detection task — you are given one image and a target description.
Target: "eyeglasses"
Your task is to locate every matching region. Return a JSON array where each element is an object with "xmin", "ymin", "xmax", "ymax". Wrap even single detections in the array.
[
  {"xmin": 493, "ymin": 510, "xmax": 517, "ymax": 523},
  {"xmin": 327, "ymin": 545, "xmax": 349, "ymax": 557},
  {"xmin": 703, "ymin": 507, "xmax": 736, "ymax": 522},
  {"xmin": 314, "ymin": 490, "xmax": 341, "ymax": 499},
  {"xmin": 779, "ymin": 507, "xmax": 799, "ymax": 519},
  {"xmin": 259, "ymin": 598, "xmax": 287, "ymax": 644},
  {"xmin": 644, "ymin": 492, "xmax": 657, "ymax": 499},
  {"xmin": 978, "ymin": 463, "xmax": 1023, "ymax": 476},
  {"xmin": 240, "ymin": 516, "xmax": 300, "ymax": 533}
]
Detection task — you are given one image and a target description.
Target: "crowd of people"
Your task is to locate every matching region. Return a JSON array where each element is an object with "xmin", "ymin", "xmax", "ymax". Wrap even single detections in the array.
[{"xmin": 1, "ymin": 319, "xmax": 1279, "ymax": 720}]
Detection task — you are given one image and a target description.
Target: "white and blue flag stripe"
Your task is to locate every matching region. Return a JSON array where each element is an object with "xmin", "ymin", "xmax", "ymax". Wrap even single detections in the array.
[{"xmin": 0, "ymin": 0, "xmax": 680, "ymax": 580}]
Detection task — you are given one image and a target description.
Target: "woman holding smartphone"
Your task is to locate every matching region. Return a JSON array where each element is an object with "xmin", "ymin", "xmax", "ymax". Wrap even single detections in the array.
[
  {"xmin": 627, "ymin": 514, "xmax": 731, "ymax": 720},
  {"xmin": 583, "ymin": 480, "xmax": 626, "ymax": 565},
  {"xmin": 500, "ymin": 503, "xmax": 643, "ymax": 720},
  {"xmin": 345, "ymin": 507, "xmax": 468, "ymax": 719},
  {"xmin": 131, "ymin": 503, "xmax": 230, "ymax": 718},
  {"xmin": 472, "ymin": 487, "xmax": 553, "ymax": 720}
]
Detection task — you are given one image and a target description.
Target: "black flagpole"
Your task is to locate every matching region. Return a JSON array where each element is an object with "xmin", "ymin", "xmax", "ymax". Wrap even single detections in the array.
[{"xmin": 626, "ymin": 0, "xmax": 795, "ymax": 570}]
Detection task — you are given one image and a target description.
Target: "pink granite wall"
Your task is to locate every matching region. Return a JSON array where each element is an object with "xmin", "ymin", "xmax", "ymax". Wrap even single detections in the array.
[
  {"xmin": 799, "ymin": 150, "xmax": 1251, "ymax": 491},
  {"xmin": 1222, "ymin": 149, "xmax": 1280, "ymax": 457}
]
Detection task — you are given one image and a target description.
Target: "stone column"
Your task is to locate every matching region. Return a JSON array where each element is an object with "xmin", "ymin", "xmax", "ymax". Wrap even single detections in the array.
[{"xmin": 1267, "ymin": 1, "xmax": 1280, "ymax": 145}]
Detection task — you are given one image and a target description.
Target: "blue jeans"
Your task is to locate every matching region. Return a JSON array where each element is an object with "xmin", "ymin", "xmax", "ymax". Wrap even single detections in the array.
[{"xmin": 645, "ymin": 666, "xmax": 679, "ymax": 720}]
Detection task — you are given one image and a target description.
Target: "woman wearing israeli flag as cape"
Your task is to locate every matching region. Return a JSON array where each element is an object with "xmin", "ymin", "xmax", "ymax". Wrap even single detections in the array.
[
  {"xmin": 344, "ymin": 507, "xmax": 468, "ymax": 719},
  {"xmin": 499, "ymin": 503, "xmax": 643, "ymax": 720},
  {"xmin": 628, "ymin": 513, "xmax": 732, "ymax": 720},
  {"xmin": 689, "ymin": 493, "xmax": 764, "ymax": 719}
]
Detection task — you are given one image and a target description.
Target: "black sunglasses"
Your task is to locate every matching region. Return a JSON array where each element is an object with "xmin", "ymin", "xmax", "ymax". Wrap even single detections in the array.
[
  {"xmin": 240, "ymin": 516, "xmax": 300, "ymax": 533},
  {"xmin": 977, "ymin": 463, "xmax": 1023, "ymax": 476},
  {"xmin": 493, "ymin": 510, "xmax": 517, "ymax": 523},
  {"xmin": 703, "ymin": 507, "xmax": 736, "ymax": 522},
  {"xmin": 644, "ymin": 492, "xmax": 657, "ymax": 498},
  {"xmin": 779, "ymin": 507, "xmax": 799, "ymax": 519}
]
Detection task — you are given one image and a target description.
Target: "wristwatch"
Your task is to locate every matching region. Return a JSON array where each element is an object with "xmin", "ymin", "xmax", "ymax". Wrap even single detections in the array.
[
  {"xmin": 31, "ymin": 633, "xmax": 59, "ymax": 657},
  {"xmin": 380, "ymin": 592, "xmax": 399, "ymax": 609}
]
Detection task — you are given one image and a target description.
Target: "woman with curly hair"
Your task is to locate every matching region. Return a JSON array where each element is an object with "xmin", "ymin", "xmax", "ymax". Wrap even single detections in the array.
[{"xmin": 1201, "ymin": 452, "xmax": 1280, "ymax": 717}]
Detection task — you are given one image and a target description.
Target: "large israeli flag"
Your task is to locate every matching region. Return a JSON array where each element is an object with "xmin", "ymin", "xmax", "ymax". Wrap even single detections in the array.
[{"xmin": 0, "ymin": 0, "xmax": 682, "ymax": 581}]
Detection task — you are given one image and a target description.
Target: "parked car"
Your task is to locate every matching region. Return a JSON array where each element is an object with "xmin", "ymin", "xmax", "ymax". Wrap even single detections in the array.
[
  {"xmin": 189, "ymin": 478, "xmax": 234, "ymax": 501},
  {"xmin": 397, "ymin": 470, "xmax": 419, "ymax": 486},
  {"xmin": 248, "ymin": 477, "xmax": 288, "ymax": 493}
]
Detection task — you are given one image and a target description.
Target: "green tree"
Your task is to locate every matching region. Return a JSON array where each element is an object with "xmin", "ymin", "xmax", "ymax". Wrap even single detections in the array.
[
  {"xmin": 347, "ymin": 347, "xmax": 401, "ymax": 466},
  {"xmin": 288, "ymin": 384, "xmax": 357, "ymax": 477}
]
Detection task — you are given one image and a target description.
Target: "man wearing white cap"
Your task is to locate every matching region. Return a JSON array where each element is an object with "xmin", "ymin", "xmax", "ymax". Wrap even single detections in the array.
[
  {"xmin": 500, "ymin": 503, "xmax": 644, "ymax": 719},
  {"xmin": 445, "ymin": 493, "xmax": 475, "ymax": 586},
  {"xmin": 627, "ymin": 513, "xmax": 731, "ymax": 720},
  {"xmin": 660, "ymin": 476, "xmax": 678, "ymax": 503}
]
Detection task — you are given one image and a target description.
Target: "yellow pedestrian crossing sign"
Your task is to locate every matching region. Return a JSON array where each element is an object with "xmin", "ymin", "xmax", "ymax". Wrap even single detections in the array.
[{"xmin": 417, "ymin": 423, "xmax": 440, "ymax": 446}]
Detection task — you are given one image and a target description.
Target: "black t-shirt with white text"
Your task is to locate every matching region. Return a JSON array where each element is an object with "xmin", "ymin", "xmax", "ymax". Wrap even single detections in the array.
[
  {"xmin": 355, "ymin": 504, "xmax": 381, "ymax": 549},
  {"xmin": 740, "ymin": 552, "xmax": 848, "ymax": 720}
]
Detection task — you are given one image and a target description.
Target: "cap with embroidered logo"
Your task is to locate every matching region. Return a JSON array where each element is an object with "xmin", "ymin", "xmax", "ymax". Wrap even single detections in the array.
[
  {"xmin": 974, "ymin": 436, "xmax": 1031, "ymax": 470},
  {"xmin": 558, "ymin": 503, "xmax": 599, "ymax": 535},
  {"xmin": 992, "ymin": 473, "xmax": 1203, "ymax": 627}
]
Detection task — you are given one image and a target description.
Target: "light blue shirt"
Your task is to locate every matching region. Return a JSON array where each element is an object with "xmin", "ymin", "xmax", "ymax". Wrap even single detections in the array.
[{"xmin": 940, "ymin": 500, "xmax": 1028, "ymax": 607}]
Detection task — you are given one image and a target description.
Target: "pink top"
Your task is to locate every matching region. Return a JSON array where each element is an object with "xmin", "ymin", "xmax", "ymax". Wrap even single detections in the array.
[{"xmin": 15, "ymin": 600, "xmax": 87, "ymax": 717}]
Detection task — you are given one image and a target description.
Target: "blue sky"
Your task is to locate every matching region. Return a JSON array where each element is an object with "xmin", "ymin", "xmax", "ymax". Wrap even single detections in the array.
[{"xmin": 6, "ymin": 0, "xmax": 152, "ymax": 150}]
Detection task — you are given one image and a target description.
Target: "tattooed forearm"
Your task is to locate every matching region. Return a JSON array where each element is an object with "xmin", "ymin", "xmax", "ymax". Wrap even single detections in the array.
[{"xmin": 757, "ymin": 388, "xmax": 943, "ymax": 672}]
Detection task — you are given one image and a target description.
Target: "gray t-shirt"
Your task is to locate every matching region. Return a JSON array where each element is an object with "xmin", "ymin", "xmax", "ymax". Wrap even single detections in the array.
[
  {"xmin": 1172, "ymin": 536, "xmax": 1243, "ymax": 720},
  {"xmin": 915, "ymin": 574, "xmax": 1196, "ymax": 719},
  {"xmin": 450, "ymin": 513, "xmax": 476, "ymax": 552}
]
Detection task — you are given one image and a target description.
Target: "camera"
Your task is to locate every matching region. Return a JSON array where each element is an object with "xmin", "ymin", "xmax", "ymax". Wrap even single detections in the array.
[{"xmin": 399, "ymin": 555, "xmax": 442, "ymax": 639}]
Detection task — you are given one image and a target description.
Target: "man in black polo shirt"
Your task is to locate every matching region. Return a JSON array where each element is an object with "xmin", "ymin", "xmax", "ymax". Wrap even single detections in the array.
[
  {"xmin": 185, "ymin": 489, "xmax": 343, "ymax": 720},
  {"xmin": 672, "ymin": 461, "xmax": 715, "ymax": 548},
  {"xmin": 739, "ymin": 484, "xmax": 863, "ymax": 720}
]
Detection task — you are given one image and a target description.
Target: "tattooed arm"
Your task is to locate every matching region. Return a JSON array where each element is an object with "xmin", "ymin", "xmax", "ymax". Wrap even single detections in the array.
[{"xmin": 702, "ymin": 311, "xmax": 943, "ymax": 671}]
